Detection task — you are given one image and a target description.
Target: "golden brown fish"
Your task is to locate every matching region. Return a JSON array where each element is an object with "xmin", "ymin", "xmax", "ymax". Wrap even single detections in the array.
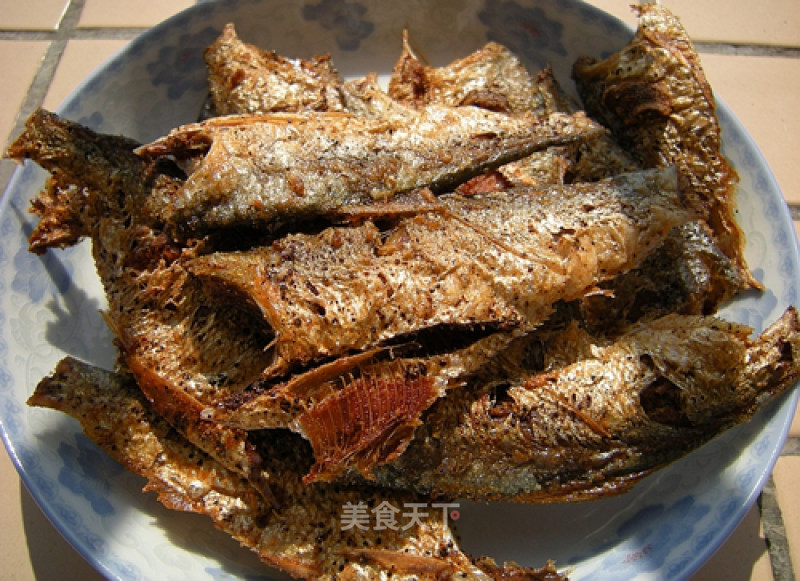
[
  {"xmin": 187, "ymin": 168, "xmax": 689, "ymax": 373},
  {"xmin": 577, "ymin": 220, "xmax": 747, "ymax": 335},
  {"xmin": 203, "ymin": 23, "xmax": 347, "ymax": 117},
  {"xmin": 573, "ymin": 3, "xmax": 756, "ymax": 289},
  {"xmin": 206, "ymin": 332, "xmax": 516, "ymax": 482},
  {"xmin": 135, "ymin": 107, "xmax": 605, "ymax": 237},
  {"xmin": 6, "ymin": 109, "xmax": 276, "ymax": 495},
  {"xmin": 28, "ymin": 356, "xmax": 567, "ymax": 580},
  {"xmin": 388, "ymin": 32, "xmax": 551, "ymax": 115},
  {"xmin": 368, "ymin": 307, "xmax": 800, "ymax": 501},
  {"xmin": 6, "ymin": 108, "xmax": 184, "ymax": 254}
]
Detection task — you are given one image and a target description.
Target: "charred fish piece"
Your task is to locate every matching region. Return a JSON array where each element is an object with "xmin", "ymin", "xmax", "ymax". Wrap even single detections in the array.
[
  {"xmin": 368, "ymin": 307, "xmax": 800, "ymax": 502},
  {"xmin": 134, "ymin": 107, "xmax": 605, "ymax": 237},
  {"xmin": 28, "ymin": 356, "xmax": 567, "ymax": 581},
  {"xmin": 203, "ymin": 23, "xmax": 347, "ymax": 117},
  {"xmin": 187, "ymin": 168, "xmax": 690, "ymax": 373},
  {"xmin": 573, "ymin": 3, "xmax": 756, "ymax": 289}
]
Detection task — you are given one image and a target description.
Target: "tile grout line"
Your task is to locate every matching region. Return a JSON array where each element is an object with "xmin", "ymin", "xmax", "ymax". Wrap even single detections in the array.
[
  {"xmin": 4, "ymin": 0, "xmax": 86, "ymax": 150},
  {"xmin": 761, "ymin": 476, "xmax": 796, "ymax": 581},
  {"xmin": 696, "ymin": 42, "xmax": 800, "ymax": 58}
]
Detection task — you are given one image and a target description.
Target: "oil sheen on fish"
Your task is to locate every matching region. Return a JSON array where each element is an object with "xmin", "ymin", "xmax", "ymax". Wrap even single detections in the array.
[
  {"xmin": 187, "ymin": 168, "xmax": 689, "ymax": 372},
  {"xmin": 369, "ymin": 307, "xmax": 800, "ymax": 501},
  {"xmin": 572, "ymin": 3, "xmax": 756, "ymax": 289},
  {"xmin": 135, "ymin": 107, "xmax": 605, "ymax": 236},
  {"xmin": 28, "ymin": 356, "xmax": 567, "ymax": 581}
]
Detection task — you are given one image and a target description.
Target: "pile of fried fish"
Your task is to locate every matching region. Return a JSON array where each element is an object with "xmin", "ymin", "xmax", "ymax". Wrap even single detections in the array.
[{"xmin": 7, "ymin": 4, "xmax": 800, "ymax": 580}]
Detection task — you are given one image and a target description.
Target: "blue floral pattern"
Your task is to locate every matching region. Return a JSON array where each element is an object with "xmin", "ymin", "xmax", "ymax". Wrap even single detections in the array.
[
  {"xmin": 302, "ymin": 0, "xmax": 374, "ymax": 51},
  {"xmin": 479, "ymin": 0, "xmax": 566, "ymax": 58},
  {"xmin": 58, "ymin": 436, "xmax": 122, "ymax": 516}
]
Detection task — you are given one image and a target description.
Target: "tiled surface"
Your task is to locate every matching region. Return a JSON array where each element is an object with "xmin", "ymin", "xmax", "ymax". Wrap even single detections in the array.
[
  {"xmin": 701, "ymin": 54, "xmax": 800, "ymax": 206},
  {"xmin": 78, "ymin": 0, "xmax": 194, "ymax": 28},
  {"xmin": 0, "ymin": 0, "xmax": 69, "ymax": 30},
  {"xmin": 774, "ymin": 456, "xmax": 800, "ymax": 575},
  {"xmin": 0, "ymin": 40, "xmax": 50, "ymax": 149},
  {"xmin": 0, "ymin": 1, "xmax": 799, "ymax": 581},
  {"xmin": 691, "ymin": 504, "xmax": 773, "ymax": 581},
  {"xmin": 592, "ymin": 0, "xmax": 800, "ymax": 47},
  {"xmin": 42, "ymin": 39, "xmax": 130, "ymax": 110}
]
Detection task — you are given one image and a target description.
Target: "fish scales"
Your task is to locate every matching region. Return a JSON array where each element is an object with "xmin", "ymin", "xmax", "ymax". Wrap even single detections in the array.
[
  {"xmin": 187, "ymin": 167, "xmax": 689, "ymax": 372},
  {"xmin": 28, "ymin": 356, "xmax": 567, "ymax": 581},
  {"xmin": 135, "ymin": 107, "xmax": 605, "ymax": 236},
  {"xmin": 368, "ymin": 308, "xmax": 800, "ymax": 502}
]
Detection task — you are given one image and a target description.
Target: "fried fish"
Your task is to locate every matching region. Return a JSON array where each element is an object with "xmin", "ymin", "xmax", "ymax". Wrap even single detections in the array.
[
  {"xmin": 29, "ymin": 356, "xmax": 566, "ymax": 580},
  {"xmin": 368, "ymin": 307, "xmax": 800, "ymax": 501},
  {"xmin": 573, "ymin": 3, "xmax": 756, "ymax": 289},
  {"xmin": 388, "ymin": 32, "xmax": 552, "ymax": 115},
  {"xmin": 135, "ymin": 107, "xmax": 605, "ymax": 237},
  {"xmin": 187, "ymin": 168, "xmax": 689, "ymax": 372},
  {"xmin": 203, "ymin": 23, "xmax": 347, "ymax": 117},
  {"xmin": 6, "ymin": 109, "xmax": 276, "ymax": 494}
]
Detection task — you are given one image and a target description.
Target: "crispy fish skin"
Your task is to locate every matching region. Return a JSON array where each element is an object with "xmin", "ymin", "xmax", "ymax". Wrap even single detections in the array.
[
  {"xmin": 388, "ymin": 33, "xmax": 553, "ymax": 115},
  {"xmin": 386, "ymin": 36, "xmax": 639, "ymax": 187},
  {"xmin": 578, "ymin": 220, "xmax": 746, "ymax": 334},
  {"xmin": 207, "ymin": 332, "xmax": 517, "ymax": 484},
  {"xmin": 7, "ymin": 109, "xmax": 277, "ymax": 494},
  {"xmin": 135, "ymin": 108, "xmax": 605, "ymax": 236},
  {"xmin": 387, "ymin": 38, "xmax": 579, "ymax": 188},
  {"xmin": 572, "ymin": 4, "xmax": 755, "ymax": 289},
  {"xmin": 187, "ymin": 168, "xmax": 689, "ymax": 372},
  {"xmin": 204, "ymin": 23, "xmax": 346, "ymax": 116},
  {"xmin": 5, "ymin": 108, "xmax": 185, "ymax": 253},
  {"xmin": 370, "ymin": 307, "xmax": 800, "ymax": 502},
  {"xmin": 28, "ymin": 356, "xmax": 567, "ymax": 581}
]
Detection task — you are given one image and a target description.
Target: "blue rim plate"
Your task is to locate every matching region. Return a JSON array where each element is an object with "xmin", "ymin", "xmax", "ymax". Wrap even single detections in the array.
[{"xmin": 1, "ymin": 1, "xmax": 798, "ymax": 579}]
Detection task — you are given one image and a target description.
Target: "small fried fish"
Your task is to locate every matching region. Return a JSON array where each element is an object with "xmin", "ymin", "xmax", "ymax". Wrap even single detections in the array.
[
  {"xmin": 573, "ymin": 3, "xmax": 756, "ymax": 289},
  {"xmin": 187, "ymin": 168, "xmax": 689, "ymax": 373},
  {"xmin": 6, "ymin": 109, "xmax": 275, "ymax": 495},
  {"xmin": 203, "ymin": 23, "xmax": 346, "ymax": 117},
  {"xmin": 135, "ymin": 107, "xmax": 605, "ymax": 237},
  {"xmin": 388, "ymin": 32, "xmax": 552, "ymax": 115},
  {"xmin": 369, "ymin": 308, "xmax": 800, "ymax": 502},
  {"xmin": 207, "ymin": 332, "xmax": 516, "ymax": 483},
  {"xmin": 28, "ymin": 356, "xmax": 567, "ymax": 581}
]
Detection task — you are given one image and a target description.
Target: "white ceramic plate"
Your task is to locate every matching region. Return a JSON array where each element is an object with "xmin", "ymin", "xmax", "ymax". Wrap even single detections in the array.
[{"xmin": 1, "ymin": 1, "xmax": 798, "ymax": 579}]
